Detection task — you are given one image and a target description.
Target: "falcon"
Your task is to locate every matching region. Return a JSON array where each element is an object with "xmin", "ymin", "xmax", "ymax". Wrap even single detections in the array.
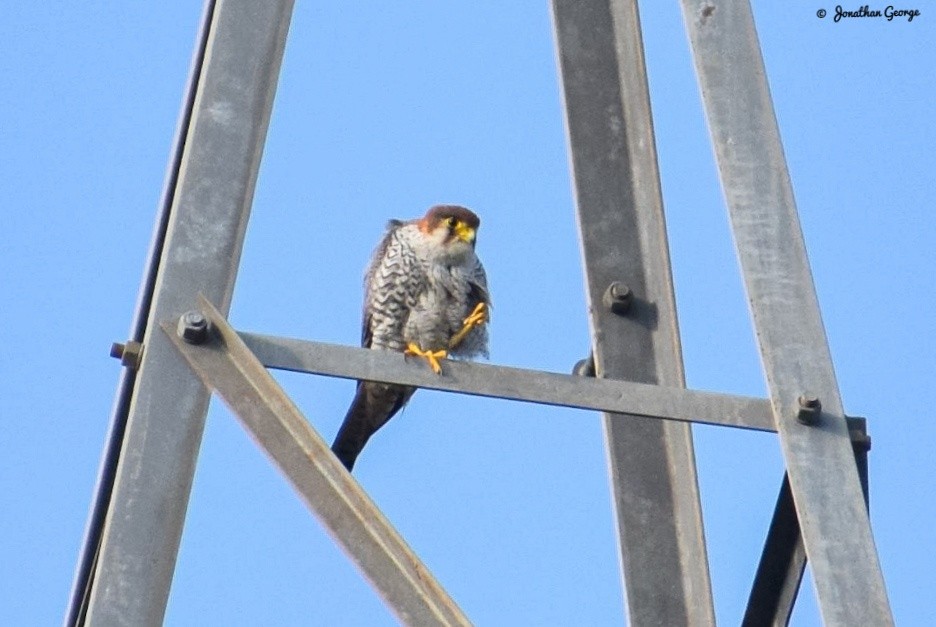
[{"xmin": 331, "ymin": 205, "xmax": 491, "ymax": 471}]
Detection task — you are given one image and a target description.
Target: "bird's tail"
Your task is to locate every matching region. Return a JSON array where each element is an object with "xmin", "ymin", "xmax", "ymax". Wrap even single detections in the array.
[{"xmin": 331, "ymin": 381, "xmax": 415, "ymax": 471}]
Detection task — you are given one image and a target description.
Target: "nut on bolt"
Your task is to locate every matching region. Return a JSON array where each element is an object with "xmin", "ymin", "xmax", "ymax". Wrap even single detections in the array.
[
  {"xmin": 603, "ymin": 281, "xmax": 633, "ymax": 315},
  {"xmin": 846, "ymin": 416, "xmax": 871, "ymax": 452},
  {"xmin": 573, "ymin": 353, "xmax": 596, "ymax": 377},
  {"xmin": 796, "ymin": 394, "xmax": 822, "ymax": 425},
  {"xmin": 110, "ymin": 340, "xmax": 144, "ymax": 369},
  {"xmin": 178, "ymin": 310, "xmax": 210, "ymax": 344}
]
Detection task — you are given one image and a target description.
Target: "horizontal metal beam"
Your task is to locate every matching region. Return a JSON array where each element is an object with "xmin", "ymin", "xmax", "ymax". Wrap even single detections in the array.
[
  {"xmin": 239, "ymin": 332, "xmax": 775, "ymax": 432},
  {"xmin": 163, "ymin": 296, "xmax": 471, "ymax": 626}
]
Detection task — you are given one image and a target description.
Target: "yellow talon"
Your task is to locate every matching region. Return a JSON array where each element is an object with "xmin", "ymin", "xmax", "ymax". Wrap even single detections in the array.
[
  {"xmin": 405, "ymin": 342, "xmax": 447, "ymax": 374},
  {"xmin": 449, "ymin": 302, "xmax": 488, "ymax": 349},
  {"xmin": 464, "ymin": 302, "xmax": 488, "ymax": 327}
]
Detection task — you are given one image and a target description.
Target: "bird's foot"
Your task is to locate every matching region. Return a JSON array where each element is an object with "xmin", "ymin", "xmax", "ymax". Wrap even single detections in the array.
[
  {"xmin": 449, "ymin": 302, "xmax": 488, "ymax": 349},
  {"xmin": 405, "ymin": 343, "xmax": 447, "ymax": 375}
]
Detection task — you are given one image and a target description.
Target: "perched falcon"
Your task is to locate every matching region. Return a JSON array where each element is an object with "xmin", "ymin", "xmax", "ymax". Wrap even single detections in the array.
[{"xmin": 331, "ymin": 205, "xmax": 491, "ymax": 471}]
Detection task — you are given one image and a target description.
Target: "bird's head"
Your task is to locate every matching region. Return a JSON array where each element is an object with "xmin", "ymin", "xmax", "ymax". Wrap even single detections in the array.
[{"xmin": 418, "ymin": 205, "xmax": 481, "ymax": 260}]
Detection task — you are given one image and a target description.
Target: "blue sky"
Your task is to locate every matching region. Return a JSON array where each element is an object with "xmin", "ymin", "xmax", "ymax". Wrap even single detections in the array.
[{"xmin": 3, "ymin": 2, "xmax": 933, "ymax": 625}]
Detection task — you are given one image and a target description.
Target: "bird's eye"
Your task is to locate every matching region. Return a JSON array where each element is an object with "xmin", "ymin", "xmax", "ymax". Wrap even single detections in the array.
[{"xmin": 446, "ymin": 217, "xmax": 458, "ymax": 229}]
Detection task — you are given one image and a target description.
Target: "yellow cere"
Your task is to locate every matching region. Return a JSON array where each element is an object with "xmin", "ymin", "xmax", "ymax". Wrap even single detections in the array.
[{"xmin": 453, "ymin": 221, "xmax": 476, "ymax": 243}]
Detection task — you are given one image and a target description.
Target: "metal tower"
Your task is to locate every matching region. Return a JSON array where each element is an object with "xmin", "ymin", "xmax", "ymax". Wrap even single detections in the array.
[{"xmin": 66, "ymin": 1, "xmax": 892, "ymax": 625}]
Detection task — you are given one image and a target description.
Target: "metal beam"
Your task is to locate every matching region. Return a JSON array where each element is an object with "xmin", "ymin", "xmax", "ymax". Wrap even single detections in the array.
[
  {"xmin": 552, "ymin": 1, "xmax": 714, "ymax": 624},
  {"xmin": 240, "ymin": 332, "xmax": 775, "ymax": 432},
  {"xmin": 743, "ymin": 418, "xmax": 872, "ymax": 626},
  {"xmin": 65, "ymin": 2, "xmax": 217, "ymax": 624},
  {"xmin": 680, "ymin": 1, "xmax": 892, "ymax": 623},
  {"xmin": 742, "ymin": 475, "xmax": 805, "ymax": 627},
  {"xmin": 849, "ymin": 417, "xmax": 871, "ymax": 509},
  {"xmin": 161, "ymin": 297, "xmax": 471, "ymax": 626},
  {"xmin": 84, "ymin": 1, "xmax": 294, "ymax": 623}
]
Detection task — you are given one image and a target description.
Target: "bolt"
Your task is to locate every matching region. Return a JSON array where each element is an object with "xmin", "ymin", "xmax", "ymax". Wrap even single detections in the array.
[
  {"xmin": 603, "ymin": 281, "xmax": 633, "ymax": 315},
  {"xmin": 846, "ymin": 416, "xmax": 872, "ymax": 452},
  {"xmin": 110, "ymin": 340, "xmax": 144, "ymax": 369},
  {"xmin": 850, "ymin": 430, "xmax": 872, "ymax": 453},
  {"xmin": 573, "ymin": 354, "xmax": 596, "ymax": 377},
  {"xmin": 796, "ymin": 394, "xmax": 822, "ymax": 425},
  {"xmin": 178, "ymin": 311, "xmax": 210, "ymax": 344},
  {"xmin": 799, "ymin": 394, "xmax": 821, "ymax": 409}
]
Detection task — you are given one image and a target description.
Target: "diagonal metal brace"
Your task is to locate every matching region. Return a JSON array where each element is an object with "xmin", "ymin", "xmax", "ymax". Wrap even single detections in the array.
[
  {"xmin": 239, "ymin": 333, "xmax": 776, "ymax": 432},
  {"xmin": 742, "ymin": 418, "xmax": 873, "ymax": 626},
  {"xmin": 162, "ymin": 295, "xmax": 470, "ymax": 627},
  {"xmin": 741, "ymin": 475, "xmax": 805, "ymax": 627},
  {"xmin": 681, "ymin": 0, "xmax": 891, "ymax": 622}
]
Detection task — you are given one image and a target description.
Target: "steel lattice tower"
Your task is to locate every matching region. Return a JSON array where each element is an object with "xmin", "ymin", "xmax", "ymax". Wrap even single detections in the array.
[{"xmin": 67, "ymin": 1, "xmax": 892, "ymax": 625}]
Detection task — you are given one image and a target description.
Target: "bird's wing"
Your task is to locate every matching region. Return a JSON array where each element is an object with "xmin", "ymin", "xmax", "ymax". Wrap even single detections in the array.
[
  {"xmin": 361, "ymin": 219, "xmax": 406, "ymax": 348},
  {"xmin": 468, "ymin": 256, "xmax": 492, "ymax": 318}
]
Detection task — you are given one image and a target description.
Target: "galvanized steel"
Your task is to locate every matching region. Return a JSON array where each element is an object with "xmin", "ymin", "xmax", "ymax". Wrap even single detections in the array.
[
  {"xmin": 680, "ymin": 0, "xmax": 892, "ymax": 623},
  {"xmin": 552, "ymin": 0, "xmax": 715, "ymax": 623},
  {"xmin": 241, "ymin": 331, "xmax": 775, "ymax": 432},
  {"xmin": 82, "ymin": 0, "xmax": 295, "ymax": 623},
  {"xmin": 163, "ymin": 297, "xmax": 471, "ymax": 627}
]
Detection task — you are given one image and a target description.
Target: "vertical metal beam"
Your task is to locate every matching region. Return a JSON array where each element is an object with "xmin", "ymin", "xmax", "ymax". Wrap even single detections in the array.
[
  {"xmin": 680, "ymin": 1, "xmax": 892, "ymax": 624},
  {"xmin": 552, "ymin": 2, "xmax": 714, "ymax": 624},
  {"xmin": 66, "ymin": 4, "xmax": 217, "ymax": 624},
  {"xmin": 84, "ymin": 0, "xmax": 294, "ymax": 623}
]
